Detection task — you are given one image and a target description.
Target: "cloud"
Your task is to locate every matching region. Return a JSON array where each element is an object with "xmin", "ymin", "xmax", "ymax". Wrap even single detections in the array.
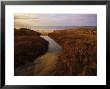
[
  {"xmin": 14, "ymin": 14, "xmax": 97, "ymax": 28},
  {"xmin": 14, "ymin": 13, "xmax": 40, "ymax": 19}
]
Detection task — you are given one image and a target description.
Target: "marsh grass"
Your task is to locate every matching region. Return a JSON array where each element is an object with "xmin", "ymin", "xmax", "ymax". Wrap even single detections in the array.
[
  {"xmin": 14, "ymin": 28, "xmax": 49, "ymax": 70},
  {"xmin": 49, "ymin": 28, "xmax": 97, "ymax": 76}
]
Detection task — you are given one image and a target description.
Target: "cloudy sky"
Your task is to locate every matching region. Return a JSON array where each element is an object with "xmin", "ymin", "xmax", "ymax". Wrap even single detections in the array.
[{"xmin": 14, "ymin": 14, "xmax": 97, "ymax": 28}]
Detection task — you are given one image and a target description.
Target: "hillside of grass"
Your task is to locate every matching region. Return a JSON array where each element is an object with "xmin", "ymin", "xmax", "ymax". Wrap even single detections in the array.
[
  {"xmin": 14, "ymin": 28, "xmax": 41, "ymax": 36},
  {"xmin": 48, "ymin": 28, "xmax": 97, "ymax": 76},
  {"xmin": 14, "ymin": 28, "xmax": 49, "ymax": 69}
]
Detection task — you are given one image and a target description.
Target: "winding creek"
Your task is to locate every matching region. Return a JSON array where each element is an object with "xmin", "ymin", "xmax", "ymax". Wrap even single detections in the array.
[
  {"xmin": 15, "ymin": 36, "xmax": 63, "ymax": 76},
  {"xmin": 41, "ymin": 36, "xmax": 62, "ymax": 53},
  {"xmin": 33, "ymin": 36, "xmax": 62, "ymax": 75}
]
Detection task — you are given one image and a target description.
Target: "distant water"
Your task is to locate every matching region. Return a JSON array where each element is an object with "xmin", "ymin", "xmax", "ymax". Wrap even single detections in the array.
[{"xmin": 29, "ymin": 26, "xmax": 96, "ymax": 30}]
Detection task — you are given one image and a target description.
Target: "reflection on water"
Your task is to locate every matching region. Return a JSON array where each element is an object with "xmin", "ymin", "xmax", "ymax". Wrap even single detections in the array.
[
  {"xmin": 33, "ymin": 36, "xmax": 62, "ymax": 75},
  {"xmin": 33, "ymin": 52, "xmax": 58, "ymax": 75},
  {"xmin": 15, "ymin": 36, "xmax": 63, "ymax": 76},
  {"xmin": 41, "ymin": 36, "xmax": 62, "ymax": 53}
]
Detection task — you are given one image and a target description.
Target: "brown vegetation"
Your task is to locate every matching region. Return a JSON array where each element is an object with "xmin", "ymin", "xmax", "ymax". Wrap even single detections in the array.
[
  {"xmin": 49, "ymin": 28, "xmax": 97, "ymax": 76},
  {"xmin": 14, "ymin": 28, "xmax": 49, "ymax": 69},
  {"xmin": 14, "ymin": 28, "xmax": 41, "ymax": 36}
]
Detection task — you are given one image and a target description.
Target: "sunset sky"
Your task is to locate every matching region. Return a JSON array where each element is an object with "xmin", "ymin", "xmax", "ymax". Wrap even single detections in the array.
[{"xmin": 14, "ymin": 14, "xmax": 97, "ymax": 28}]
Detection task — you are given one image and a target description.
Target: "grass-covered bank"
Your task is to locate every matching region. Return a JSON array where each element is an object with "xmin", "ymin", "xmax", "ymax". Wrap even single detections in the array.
[
  {"xmin": 14, "ymin": 28, "xmax": 49, "ymax": 73},
  {"xmin": 48, "ymin": 27, "xmax": 97, "ymax": 76}
]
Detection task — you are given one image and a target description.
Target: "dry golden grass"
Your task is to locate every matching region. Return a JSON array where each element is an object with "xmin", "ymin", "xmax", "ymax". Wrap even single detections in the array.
[{"xmin": 49, "ymin": 28, "xmax": 97, "ymax": 76}]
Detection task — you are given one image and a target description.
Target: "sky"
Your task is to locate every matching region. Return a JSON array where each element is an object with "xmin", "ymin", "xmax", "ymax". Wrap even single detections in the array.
[{"xmin": 14, "ymin": 14, "xmax": 97, "ymax": 28}]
